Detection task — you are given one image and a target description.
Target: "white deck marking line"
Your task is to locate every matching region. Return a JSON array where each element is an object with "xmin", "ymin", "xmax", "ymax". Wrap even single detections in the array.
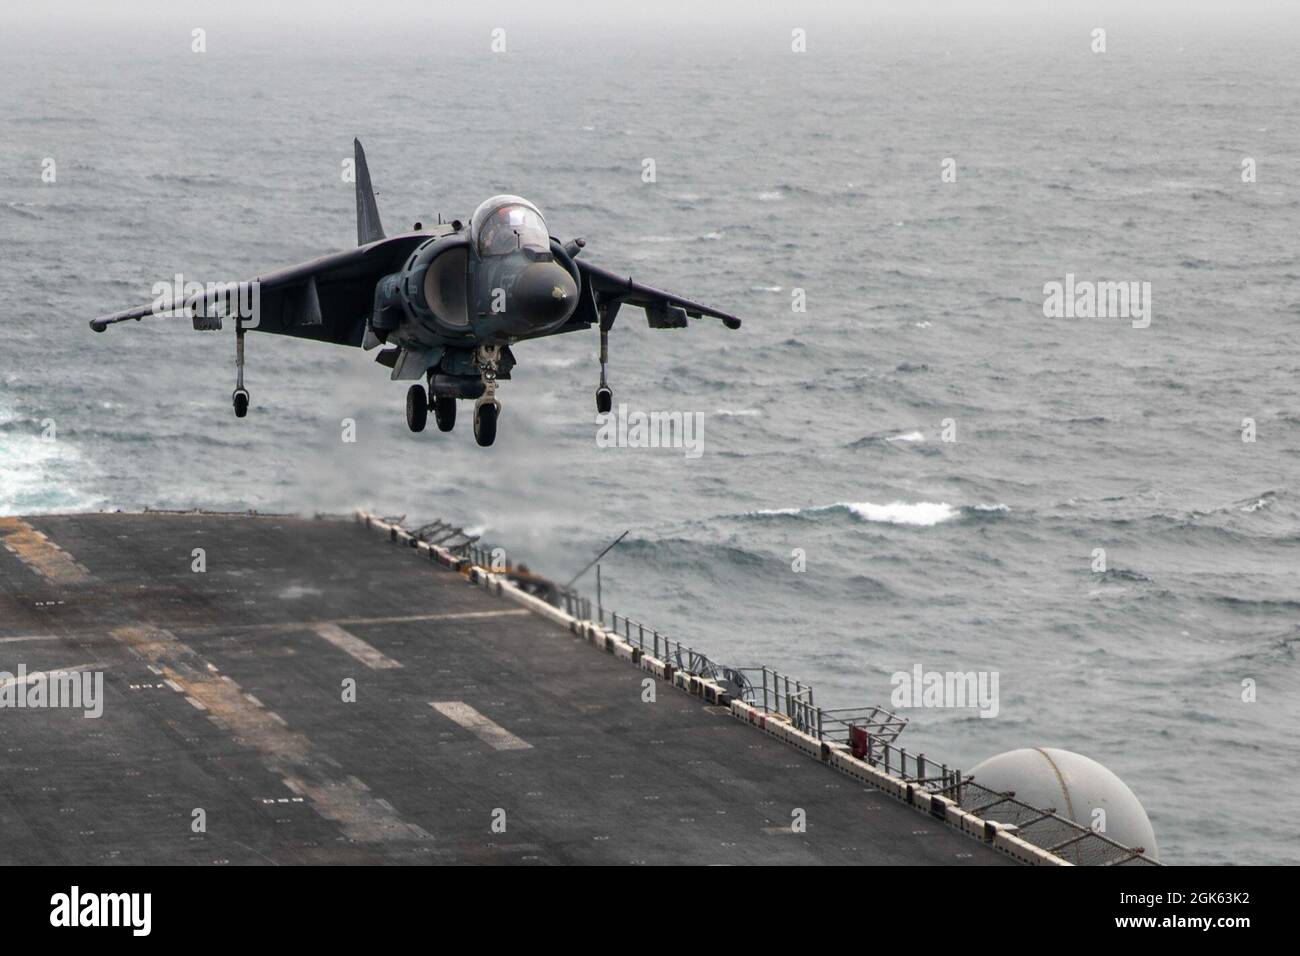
[
  {"xmin": 429, "ymin": 701, "xmax": 533, "ymax": 751},
  {"xmin": 0, "ymin": 517, "xmax": 92, "ymax": 585},
  {"xmin": 337, "ymin": 610, "xmax": 531, "ymax": 626},
  {"xmin": 176, "ymin": 608, "xmax": 532, "ymax": 636},
  {"xmin": 0, "ymin": 635, "xmax": 62, "ymax": 644},
  {"xmin": 310, "ymin": 623, "xmax": 402, "ymax": 670},
  {"xmin": 109, "ymin": 625, "xmax": 430, "ymax": 844}
]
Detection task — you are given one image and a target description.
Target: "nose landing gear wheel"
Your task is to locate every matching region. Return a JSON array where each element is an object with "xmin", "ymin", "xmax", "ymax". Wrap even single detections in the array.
[
  {"xmin": 406, "ymin": 384, "xmax": 428, "ymax": 432},
  {"xmin": 434, "ymin": 395, "xmax": 457, "ymax": 432},
  {"xmin": 595, "ymin": 386, "xmax": 613, "ymax": 414},
  {"xmin": 232, "ymin": 388, "xmax": 250, "ymax": 419},
  {"xmin": 473, "ymin": 401, "xmax": 499, "ymax": 447}
]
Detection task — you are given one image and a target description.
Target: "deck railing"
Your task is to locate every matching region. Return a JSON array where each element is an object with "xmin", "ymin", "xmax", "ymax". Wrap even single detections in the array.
[{"xmin": 391, "ymin": 513, "xmax": 1161, "ymax": 867}]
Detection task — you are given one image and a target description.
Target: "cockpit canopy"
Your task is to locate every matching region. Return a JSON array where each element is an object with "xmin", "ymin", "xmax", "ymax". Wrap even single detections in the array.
[{"xmin": 470, "ymin": 195, "xmax": 549, "ymax": 257}]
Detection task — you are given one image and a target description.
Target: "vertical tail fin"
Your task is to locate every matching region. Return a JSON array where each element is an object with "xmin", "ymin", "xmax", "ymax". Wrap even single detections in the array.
[{"xmin": 354, "ymin": 138, "xmax": 385, "ymax": 246}]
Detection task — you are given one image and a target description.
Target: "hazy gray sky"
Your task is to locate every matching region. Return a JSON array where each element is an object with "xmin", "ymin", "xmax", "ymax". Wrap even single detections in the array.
[
  {"xmin": 13, "ymin": 0, "xmax": 1300, "ymax": 28},
  {"xmin": 5, "ymin": 0, "xmax": 1296, "ymax": 57}
]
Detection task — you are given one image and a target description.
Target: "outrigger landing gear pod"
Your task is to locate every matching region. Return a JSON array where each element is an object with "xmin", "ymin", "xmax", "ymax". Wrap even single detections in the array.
[{"xmin": 232, "ymin": 316, "xmax": 250, "ymax": 418}]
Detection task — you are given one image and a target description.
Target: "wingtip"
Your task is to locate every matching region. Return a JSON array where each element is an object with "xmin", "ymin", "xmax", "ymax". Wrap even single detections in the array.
[
  {"xmin": 723, "ymin": 316, "xmax": 742, "ymax": 330},
  {"xmin": 90, "ymin": 319, "xmax": 107, "ymax": 333}
]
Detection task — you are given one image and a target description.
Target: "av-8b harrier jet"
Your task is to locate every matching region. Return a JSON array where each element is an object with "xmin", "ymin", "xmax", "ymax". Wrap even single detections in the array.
[{"xmin": 92, "ymin": 140, "xmax": 742, "ymax": 446}]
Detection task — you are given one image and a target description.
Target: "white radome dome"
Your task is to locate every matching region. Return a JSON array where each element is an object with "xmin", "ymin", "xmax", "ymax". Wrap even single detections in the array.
[{"xmin": 968, "ymin": 748, "xmax": 1158, "ymax": 862}]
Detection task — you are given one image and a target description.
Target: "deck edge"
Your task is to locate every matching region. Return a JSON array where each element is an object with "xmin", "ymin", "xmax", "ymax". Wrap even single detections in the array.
[{"xmin": 354, "ymin": 509, "xmax": 1068, "ymax": 867}]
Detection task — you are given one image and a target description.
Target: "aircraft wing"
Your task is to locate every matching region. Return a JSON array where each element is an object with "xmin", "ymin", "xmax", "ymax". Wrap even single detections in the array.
[
  {"xmin": 576, "ymin": 259, "xmax": 742, "ymax": 330},
  {"xmin": 89, "ymin": 233, "xmax": 427, "ymax": 346}
]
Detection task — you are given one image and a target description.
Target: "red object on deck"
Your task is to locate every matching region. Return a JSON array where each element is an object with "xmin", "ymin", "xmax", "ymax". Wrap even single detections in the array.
[{"xmin": 850, "ymin": 726, "xmax": 871, "ymax": 760}]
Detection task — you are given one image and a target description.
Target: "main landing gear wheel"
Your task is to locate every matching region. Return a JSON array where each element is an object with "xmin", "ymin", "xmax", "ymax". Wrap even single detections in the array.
[
  {"xmin": 406, "ymin": 384, "xmax": 428, "ymax": 432},
  {"xmin": 434, "ymin": 395, "xmax": 457, "ymax": 432},
  {"xmin": 232, "ymin": 388, "xmax": 250, "ymax": 418},
  {"xmin": 595, "ymin": 386, "xmax": 613, "ymax": 414},
  {"xmin": 473, "ymin": 401, "xmax": 499, "ymax": 447}
]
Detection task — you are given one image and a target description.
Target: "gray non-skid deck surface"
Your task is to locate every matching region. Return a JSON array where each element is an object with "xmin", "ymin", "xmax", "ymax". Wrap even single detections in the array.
[{"xmin": 0, "ymin": 513, "xmax": 1010, "ymax": 865}]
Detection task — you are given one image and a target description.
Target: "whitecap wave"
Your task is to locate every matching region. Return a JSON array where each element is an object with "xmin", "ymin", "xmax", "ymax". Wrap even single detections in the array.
[
  {"xmin": 843, "ymin": 501, "xmax": 958, "ymax": 525},
  {"xmin": 746, "ymin": 499, "xmax": 1010, "ymax": 527},
  {"xmin": 638, "ymin": 231, "xmax": 723, "ymax": 243},
  {"xmin": 885, "ymin": 430, "xmax": 925, "ymax": 443},
  {"xmin": 0, "ymin": 406, "xmax": 102, "ymax": 515}
]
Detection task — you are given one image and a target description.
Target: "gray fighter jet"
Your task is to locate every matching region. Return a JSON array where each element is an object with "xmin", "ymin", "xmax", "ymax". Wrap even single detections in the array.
[{"xmin": 90, "ymin": 140, "xmax": 742, "ymax": 446}]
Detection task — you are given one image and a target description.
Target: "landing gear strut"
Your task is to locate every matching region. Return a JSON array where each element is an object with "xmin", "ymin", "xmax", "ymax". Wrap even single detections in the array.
[
  {"xmin": 595, "ymin": 316, "xmax": 613, "ymax": 414},
  {"xmin": 232, "ymin": 317, "xmax": 250, "ymax": 418},
  {"xmin": 474, "ymin": 344, "xmax": 503, "ymax": 447}
]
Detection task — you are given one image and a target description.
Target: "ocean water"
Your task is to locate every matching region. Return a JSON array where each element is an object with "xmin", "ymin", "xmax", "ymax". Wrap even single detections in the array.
[{"xmin": 2, "ymin": 11, "xmax": 1298, "ymax": 865}]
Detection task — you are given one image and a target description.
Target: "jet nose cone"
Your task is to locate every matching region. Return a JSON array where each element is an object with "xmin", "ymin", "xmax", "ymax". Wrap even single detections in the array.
[{"xmin": 513, "ymin": 262, "xmax": 578, "ymax": 326}]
